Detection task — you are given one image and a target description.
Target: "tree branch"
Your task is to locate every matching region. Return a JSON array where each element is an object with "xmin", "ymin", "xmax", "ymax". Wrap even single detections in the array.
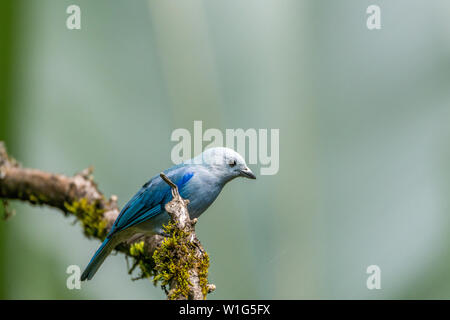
[{"xmin": 0, "ymin": 141, "xmax": 214, "ymax": 299}]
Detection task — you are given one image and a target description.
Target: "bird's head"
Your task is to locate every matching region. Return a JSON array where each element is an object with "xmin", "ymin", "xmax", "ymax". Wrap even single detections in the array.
[{"xmin": 190, "ymin": 147, "xmax": 256, "ymax": 181}]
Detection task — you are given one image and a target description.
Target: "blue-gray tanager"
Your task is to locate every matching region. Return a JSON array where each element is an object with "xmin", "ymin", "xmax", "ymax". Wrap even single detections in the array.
[{"xmin": 81, "ymin": 147, "xmax": 256, "ymax": 281}]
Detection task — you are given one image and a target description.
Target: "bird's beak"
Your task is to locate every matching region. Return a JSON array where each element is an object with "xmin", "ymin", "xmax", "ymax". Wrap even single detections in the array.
[{"xmin": 240, "ymin": 167, "xmax": 256, "ymax": 179}]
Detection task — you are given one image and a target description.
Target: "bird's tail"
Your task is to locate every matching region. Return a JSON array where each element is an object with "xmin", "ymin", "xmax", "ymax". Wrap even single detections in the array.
[{"xmin": 81, "ymin": 236, "xmax": 117, "ymax": 281}]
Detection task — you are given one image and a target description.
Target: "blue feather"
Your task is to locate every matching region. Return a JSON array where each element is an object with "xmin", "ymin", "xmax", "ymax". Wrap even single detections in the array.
[
  {"xmin": 109, "ymin": 167, "xmax": 194, "ymax": 236},
  {"xmin": 80, "ymin": 237, "xmax": 115, "ymax": 281}
]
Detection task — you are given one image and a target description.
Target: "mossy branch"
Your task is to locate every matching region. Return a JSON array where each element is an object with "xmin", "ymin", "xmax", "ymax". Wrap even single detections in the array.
[
  {"xmin": 0, "ymin": 141, "xmax": 214, "ymax": 300},
  {"xmin": 157, "ymin": 172, "xmax": 215, "ymax": 299}
]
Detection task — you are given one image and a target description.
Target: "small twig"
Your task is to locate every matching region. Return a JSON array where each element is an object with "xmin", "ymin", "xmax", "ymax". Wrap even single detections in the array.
[{"xmin": 160, "ymin": 172, "xmax": 177, "ymax": 189}]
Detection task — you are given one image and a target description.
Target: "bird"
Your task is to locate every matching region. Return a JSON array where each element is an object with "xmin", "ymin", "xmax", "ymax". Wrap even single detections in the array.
[{"xmin": 80, "ymin": 147, "xmax": 256, "ymax": 281}]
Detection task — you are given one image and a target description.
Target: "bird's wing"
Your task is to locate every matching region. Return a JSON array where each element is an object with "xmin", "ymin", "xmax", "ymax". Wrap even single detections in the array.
[{"xmin": 108, "ymin": 165, "xmax": 195, "ymax": 236}]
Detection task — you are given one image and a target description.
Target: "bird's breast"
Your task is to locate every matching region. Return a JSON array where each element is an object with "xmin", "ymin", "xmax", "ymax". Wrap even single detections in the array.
[{"xmin": 180, "ymin": 177, "xmax": 223, "ymax": 219}]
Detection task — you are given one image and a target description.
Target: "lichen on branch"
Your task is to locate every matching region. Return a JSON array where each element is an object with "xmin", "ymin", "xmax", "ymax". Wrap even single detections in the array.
[
  {"xmin": 154, "ymin": 173, "xmax": 214, "ymax": 300},
  {"xmin": 152, "ymin": 221, "xmax": 210, "ymax": 300}
]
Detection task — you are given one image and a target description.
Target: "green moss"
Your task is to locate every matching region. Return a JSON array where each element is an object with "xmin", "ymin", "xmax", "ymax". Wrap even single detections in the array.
[
  {"xmin": 129, "ymin": 241, "xmax": 145, "ymax": 256},
  {"xmin": 198, "ymin": 252, "xmax": 210, "ymax": 297},
  {"xmin": 128, "ymin": 241, "xmax": 155, "ymax": 280},
  {"xmin": 64, "ymin": 198, "xmax": 107, "ymax": 240},
  {"xmin": 28, "ymin": 194, "xmax": 38, "ymax": 203},
  {"xmin": 28, "ymin": 193, "xmax": 50, "ymax": 205},
  {"xmin": 152, "ymin": 221, "xmax": 210, "ymax": 300}
]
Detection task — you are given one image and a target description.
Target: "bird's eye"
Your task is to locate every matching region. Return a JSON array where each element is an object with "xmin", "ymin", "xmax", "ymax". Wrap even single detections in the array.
[{"xmin": 229, "ymin": 160, "xmax": 237, "ymax": 167}]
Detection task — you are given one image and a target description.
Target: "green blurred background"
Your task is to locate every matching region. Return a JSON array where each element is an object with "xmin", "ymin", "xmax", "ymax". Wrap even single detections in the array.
[{"xmin": 1, "ymin": 0, "xmax": 450, "ymax": 299}]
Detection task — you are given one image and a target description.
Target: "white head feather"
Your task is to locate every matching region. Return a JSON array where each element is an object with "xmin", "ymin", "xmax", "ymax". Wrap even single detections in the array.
[{"xmin": 186, "ymin": 147, "xmax": 256, "ymax": 180}]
